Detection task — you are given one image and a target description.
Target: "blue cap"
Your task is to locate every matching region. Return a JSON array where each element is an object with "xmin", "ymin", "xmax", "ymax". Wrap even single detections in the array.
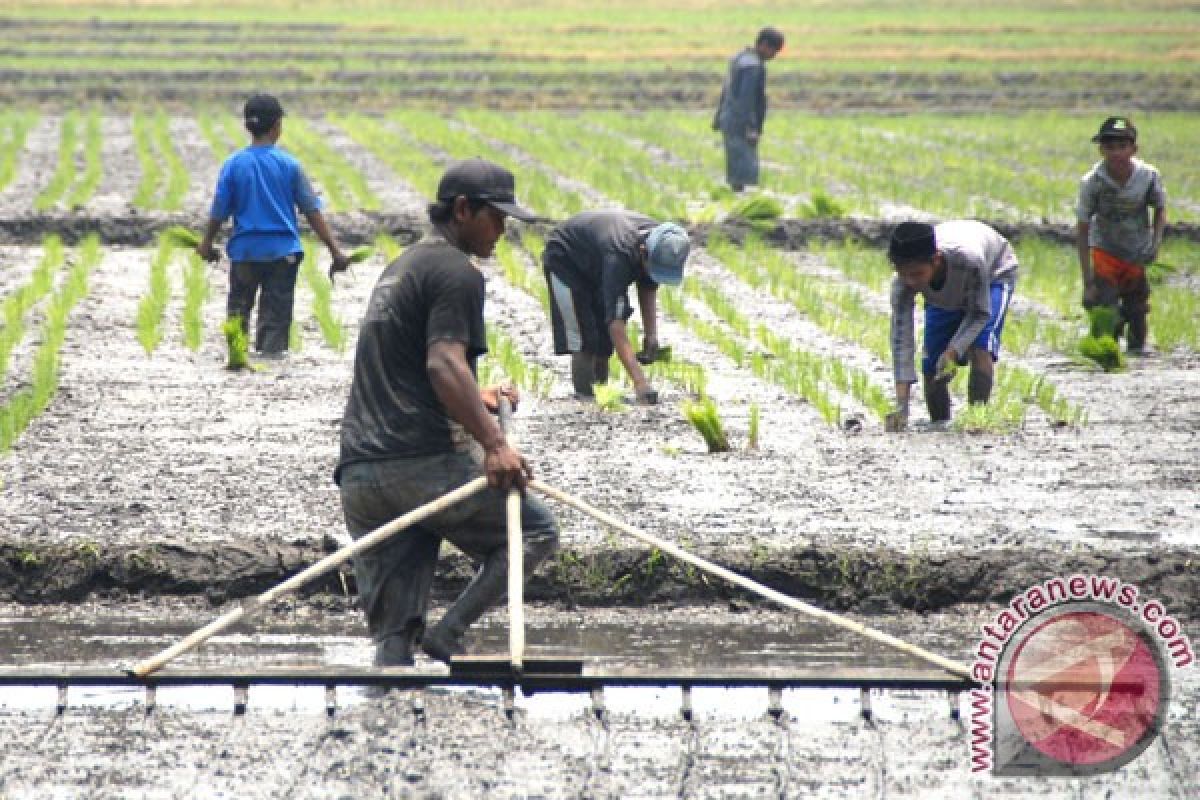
[{"xmin": 644, "ymin": 223, "xmax": 690, "ymax": 286}]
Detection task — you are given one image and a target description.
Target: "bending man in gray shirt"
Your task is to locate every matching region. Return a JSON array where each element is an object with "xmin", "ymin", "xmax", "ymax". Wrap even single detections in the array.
[{"xmin": 886, "ymin": 220, "xmax": 1019, "ymax": 431}]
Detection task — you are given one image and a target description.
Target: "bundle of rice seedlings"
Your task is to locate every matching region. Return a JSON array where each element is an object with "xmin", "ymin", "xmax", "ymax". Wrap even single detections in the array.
[
  {"xmin": 162, "ymin": 225, "xmax": 201, "ymax": 250},
  {"xmin": 683, "ymin": 395, "xmax": 730, "ymax": 453},
  {"xmin": 593, "ymin": 383, "xmax": 627, "ymax": 412},
  {"xmin": 223, "ymin": 317, "xmax": 251, "ymax": 371},
  {"xmin": 729, "ymin": 195, "xmax": 783, "ymax": 229},
  {"xmin": 1145, "ymin": 261, "xmax": 1177, "ymax": 286},
  {"xmin": 1087, "ymin": 305, "xmax": 1119, "ymax": 338},
  {"xmin": 1079, "ymin": 334, "xmax": 1123, "ymax": 372},
  {"xmin": 800, "ymin": 190, "xmax": 845, "ymax": 219}
]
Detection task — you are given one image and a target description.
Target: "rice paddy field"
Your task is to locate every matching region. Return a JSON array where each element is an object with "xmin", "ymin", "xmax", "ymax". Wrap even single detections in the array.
[{"xmin": 0, "ymin": 2, "xmax": 1198, "ymax": 798}]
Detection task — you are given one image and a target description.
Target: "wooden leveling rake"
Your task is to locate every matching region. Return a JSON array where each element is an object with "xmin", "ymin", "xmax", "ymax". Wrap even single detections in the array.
[{"xmin": 125, "ymin": 402, "xmax": 972, "ymax": 690}]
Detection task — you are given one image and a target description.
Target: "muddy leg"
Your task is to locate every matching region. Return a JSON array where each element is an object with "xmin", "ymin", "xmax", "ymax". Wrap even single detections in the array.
[
  {"xmin": 571, "ymin": 352, "xmax": 597, "ymax": 397},
  {"xmin": 1125, "ymin": 312, "xmax": 1148, "ymax": 353},
  {"xmin": 923, "ymin": 376, "xmax": 951, "ymax": 423},
  {"xmin": 1121, "ymin": 278, "xmax": 1150, "ymax": 353},
  {"xmin": 592, "ymin": 354, "xmax": 610, "ymax": 385},
  {"xmin": 966, "ymin": 348, "xmax": 994, "ymax": 406}
]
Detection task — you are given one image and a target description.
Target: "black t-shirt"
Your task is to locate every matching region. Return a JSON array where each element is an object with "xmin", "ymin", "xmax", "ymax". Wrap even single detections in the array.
[
  {"xmin": 336, "ymin": 235, "xmax": 486, "ymax": 481},
  {"xmin": 543, "ymin": 210, "xmax": 658, "ymax": 325}
]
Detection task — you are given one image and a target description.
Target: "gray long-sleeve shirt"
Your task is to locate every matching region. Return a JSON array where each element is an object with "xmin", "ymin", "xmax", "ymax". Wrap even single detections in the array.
[
  {"xmin": 715, "ymin": 47, "xmax": 767, "ymax": 135},
  {"xmin": 890, "ymin": 220, "xmax": 1019, "ymax": 384}
]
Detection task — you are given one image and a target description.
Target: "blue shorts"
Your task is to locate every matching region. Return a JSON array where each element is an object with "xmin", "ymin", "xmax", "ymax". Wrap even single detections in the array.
[{"xmin": 922, "ymin": 281, "xmax": 1014, "ymax": 376}]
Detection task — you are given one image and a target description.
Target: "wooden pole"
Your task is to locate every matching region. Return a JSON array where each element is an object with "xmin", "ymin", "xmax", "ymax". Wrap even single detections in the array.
[
  {"xmin": 128, "ymin": 476, "xmax": 489, "ymax": 678},
  {"xmin": 531, "ymin": 480, "xmax": 973, "ymax": 680},
  {"xmin": 498, "ymin": 397, "xmax": 525, "ymax": 672}
]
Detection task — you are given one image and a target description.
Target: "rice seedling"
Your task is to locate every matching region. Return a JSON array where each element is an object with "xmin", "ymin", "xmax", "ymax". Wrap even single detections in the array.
[
  {"xmin": 0, "ymin": 111, "xmax": 35, "ymax": 192},
  {"xmin": 300, "ymin": 237, "xmax": 347, "ymax": 352},
  {"xmin": 0, "ymin": 235, "xmax": 65, "ymax": 382},
  {"xmin": 952, "ymin": 402, "xmax": 1021, "ymax": 435},
  {"xmin": 1151, "ymin": 289, "xmax": 1199, "ymax": 353},
  {"xmin": 747, "ymin": 402, "xmax": 760, "ymax": 450},
  {"xmin": 683, "ymin": 395, "xmax": 730, "ymax": 453},
  {"xmin": 1078, "ymin": 335, "xmax": 1123, "ymax": 371},
  {"xmin": 131, "ymin": 112, "xmax": 161, "ymax": 210},
  {"xmin": 135, "ymin": 238, "xmax": 174, "ymax": 354},
  {"xmin": 154, "ymin": 112, "xmax": 189, "ymax": 211},
  {"xmin": 66, "ymin": 110, "xmax": 102, "ymax": 209},
  {"xmin": 34, "ymin": 112, "xmax": 78, "ymax": 211},
  {"xmin": 332, "ymin": 113, "xmax": 442, "ymax": 199},
  {"xmin": 495, "ymin": 235, "xmax": 549, "ymax": 310},
  {"xmin": 162, "ymin": 226, "xmax": 202, "ymax": 250},
  {"xmin": 593, "ymin": 383, "xmax": 627, "ymax": 412},
  {"xmin": 0, "ymin": 235, "xmax": 100, "ymax": 451},
  {"xmin": 375, "ymin": 234, "xmax": 404, "ymax": 263},
  {"xmin": 347, "ymin": 246, "xmax": 373, "ymax": 264},
  {"xmin": 222, "ymin": 317, "xmax": 251, "ymax": 371},
  {"xmin": 1086, "ymin": 305, "xmax": 1119, "ymax": 338},
  {"xmin": 483, "ymin": 326, "xmax": 555, "ymax": 397},
  {"xmin": 798, "ymin": 190, "xmax": 846, "ymax": 219},
  {"xmin": 196, "ymin": 110, "xmax": 238, "ymax": 162},
  {"xmin": 181, "ymin": 251, "xmax": 209, "ymax": 352},
  {"xmin": 729, "ymin": 195, "xmax": 783, "ymax": 228},
  {"xmin": 281, "ymin": 117, "xmax": 378, "ymax": 212}
]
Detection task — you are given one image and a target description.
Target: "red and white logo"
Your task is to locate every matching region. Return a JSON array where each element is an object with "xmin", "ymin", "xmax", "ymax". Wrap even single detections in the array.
[{"xmin": 994, "ymin": 604, "xmax": 1168, "ymax": 775}]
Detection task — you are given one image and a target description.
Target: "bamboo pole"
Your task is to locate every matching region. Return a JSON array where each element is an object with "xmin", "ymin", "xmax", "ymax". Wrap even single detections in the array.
[
  {"xmin": 498, "ymin": 397, "xmax": 525, "ymax": 672},
  {"xmin": 128, "ymin": 476, "xmax": 489, "ymax": 678},
  {"xmin": 531, "ymin": 480, "xmax": 973, "ymax": 680}
]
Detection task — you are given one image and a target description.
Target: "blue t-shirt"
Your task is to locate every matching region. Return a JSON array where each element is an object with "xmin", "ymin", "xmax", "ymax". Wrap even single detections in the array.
[{"xmin": 209, "ymin": 144, "xmax": 321, "ymax": 263}]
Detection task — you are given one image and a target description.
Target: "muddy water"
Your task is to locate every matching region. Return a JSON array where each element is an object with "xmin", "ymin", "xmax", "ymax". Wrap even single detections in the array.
[{"xmin": 0, "ymin": 602, "xmax": 1195, "ymax": 798}]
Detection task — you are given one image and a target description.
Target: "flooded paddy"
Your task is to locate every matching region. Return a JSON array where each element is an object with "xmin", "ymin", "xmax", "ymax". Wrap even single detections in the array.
[{"xmin": 1, "ymin": 601, "xmax": 1196, "ymax": 798}]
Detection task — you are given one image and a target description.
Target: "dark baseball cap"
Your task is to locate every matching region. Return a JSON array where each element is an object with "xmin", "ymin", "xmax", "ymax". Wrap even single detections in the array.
[
  {"xmin": 888, "ymin": 221, "xmax": 937, "ymax": 265},
  {"xmin": 1091, "ymin": 116, "xmax": 1137, "ymax": 143},
  {"xmin": 436, "ymin": 158, "xmax": 537, "ymax": 222},
  {"xmin": 244, "ymin": 94, "xmax": 284, "ymax": 129}
]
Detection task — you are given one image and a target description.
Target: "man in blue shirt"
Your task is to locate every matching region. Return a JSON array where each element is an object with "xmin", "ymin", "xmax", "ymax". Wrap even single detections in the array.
[{"xmin": 198, "ymin": 94, "xmax": 348, "ymax": 356}]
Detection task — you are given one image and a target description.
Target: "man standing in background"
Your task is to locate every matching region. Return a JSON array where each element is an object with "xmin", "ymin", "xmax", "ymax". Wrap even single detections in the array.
[{"xmin": 713, "ymin": 27, "xmax": 784, "ymax": 192}]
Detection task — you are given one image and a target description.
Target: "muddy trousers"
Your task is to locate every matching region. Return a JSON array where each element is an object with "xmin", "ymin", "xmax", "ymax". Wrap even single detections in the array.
[
  {"xmin": 721, "ymin": 131, "xmax": 759, "ymax": 190},
  {"xmin": 227, "ymin": 257, "xmax": 300, "ymax": 354},
  {"xmin": 338, "ymin": 451, "xmax": 559, "ymax": 660}
]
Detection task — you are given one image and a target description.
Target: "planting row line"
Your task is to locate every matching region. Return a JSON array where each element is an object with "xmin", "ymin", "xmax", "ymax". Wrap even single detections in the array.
[
  {"xmin": 3, "ymin": 111, "xmax": 1200, "ymax": 226},
  {"xmin": 0, "ymin": 235, "xmax": 100, "ymax": 450}
]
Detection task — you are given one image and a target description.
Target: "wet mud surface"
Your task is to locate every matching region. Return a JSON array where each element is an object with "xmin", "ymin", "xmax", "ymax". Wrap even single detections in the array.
[
  {"xmin": 0, "ymin": 110, "xmax": 1195, "ymax": 796},
  {"xmin": 0, "ymin": 223, "xmax": 1196, "ymax": 615},
  {"xmin": 0, "ymin": 602, "xmax": 1195, "ymax": 798}
]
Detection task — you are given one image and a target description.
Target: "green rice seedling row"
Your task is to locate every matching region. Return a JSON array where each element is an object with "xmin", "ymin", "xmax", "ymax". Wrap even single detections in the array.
[
  {"xmin": 0, "ymin": 235, "xmax": 66, "ymax": 383},
  {"xmin": 180, "ymin": 251, "xmax": 210, "ymax": 352},
  {"xmin": 282, "ymin": 118, "xmax": 378, "ymax": 213},
  {"xmin": 300, "ymin": 237, "xmax": 347, "ymax": 353},
  {"xmin": 196, "ymin": 111, "xmax": 238, "ymax": 164},
  {"xmin": 33, "ymin": 112, "xmax": 78, "ymax": 212},
  {"xmin": 0, "ymin": 235, "xmax": 99, "ymax": 450},
  {"xmin": 386, "ymin": 111, "xmax": 586, "ymax": 222},
  {"xmin": 134, "ymin": 237, "xmax": 175, "ymax": 354},
  {"xmin": 65, "ymin": 110, "xmax": 103, "ymax": 210},
  {"xmin": 332, "ymin": 113, "xmax": 443, "ymax": 200},
  {"xmin": 0, "ymin": 111, "xmax": 36, "ymax": 192}
]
